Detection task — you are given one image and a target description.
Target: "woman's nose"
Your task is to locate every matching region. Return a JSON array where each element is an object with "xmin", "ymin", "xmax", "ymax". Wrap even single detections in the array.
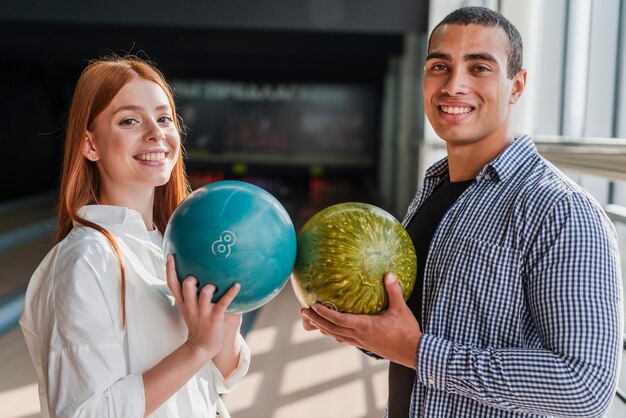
[{"xmin": 146, "ymin": 120, "xmax": 166, "ymax": 142}]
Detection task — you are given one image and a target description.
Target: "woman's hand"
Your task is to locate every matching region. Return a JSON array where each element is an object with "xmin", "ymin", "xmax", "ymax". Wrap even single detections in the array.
[
  {"xmin": 143, "ymin": 255, "xmax": 241, "ymax": 415},
  {"xmin": 166, "ymin": 254, "xmax": 240, "ymax": 359}
]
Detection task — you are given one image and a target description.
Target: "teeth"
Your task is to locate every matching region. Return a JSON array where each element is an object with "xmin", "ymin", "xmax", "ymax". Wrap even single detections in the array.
[
  {"xmin": 137, "ymin": 152, "xmax": 166, "ymax": 161},
  {"xmin": 441, "ymin": 105, "xmax": 472, "ymax": 114}
]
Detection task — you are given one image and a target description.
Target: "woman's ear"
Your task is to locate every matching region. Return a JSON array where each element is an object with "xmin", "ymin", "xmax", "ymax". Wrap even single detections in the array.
[{"xmin": 82, "ymin": 134, "xmax": 99, "ymax": 162}]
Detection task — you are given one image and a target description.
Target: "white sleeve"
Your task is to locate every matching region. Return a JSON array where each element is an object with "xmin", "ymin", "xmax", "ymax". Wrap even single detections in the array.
[
  {"xmin": 45, "ymin": 237, "xmax": 146, "ymax": 417},
  {"xmin": 206, "ymin": 333, "xmax": 251, "ymax": 394}
]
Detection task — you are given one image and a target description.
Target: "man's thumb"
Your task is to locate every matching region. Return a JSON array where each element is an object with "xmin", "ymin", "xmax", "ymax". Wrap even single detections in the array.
[{"xmin": 383, "ymin": 272, "xmax": 404, "ymax": 309}]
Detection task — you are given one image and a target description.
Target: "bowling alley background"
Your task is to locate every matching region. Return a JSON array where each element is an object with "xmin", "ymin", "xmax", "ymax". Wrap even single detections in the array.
[
  {"xmin": 0, "ymin": 1, "xmax": 430, "ymax": 417},
  {"xmin": 179, "ymin": 79, "xmax": 382, "ymax": 228},
  {"xmin": 3, "ymin": 1, "xmax": 626, "ymax": 417},
  {"xmin": 0, "ymin": 0, "xmax": 429, "ymax": 223},
  {"xmin": 0, "ymin": 0, "xmax": 431, "ymax": 324}
]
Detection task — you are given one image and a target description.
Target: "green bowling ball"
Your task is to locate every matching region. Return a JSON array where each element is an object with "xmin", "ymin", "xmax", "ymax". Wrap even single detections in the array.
[{"xmin": 290, "ymin": 202, "xmax": 416, "ymax": 315}]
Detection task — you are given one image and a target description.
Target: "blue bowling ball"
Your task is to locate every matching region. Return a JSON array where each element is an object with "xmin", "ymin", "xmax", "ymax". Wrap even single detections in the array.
[{"xmin": 163, "ymin": 180, "xmax": 297, "ymax": 313}]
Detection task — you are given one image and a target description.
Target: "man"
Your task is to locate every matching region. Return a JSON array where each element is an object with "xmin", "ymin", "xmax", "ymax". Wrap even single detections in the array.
[{"xmin": 301, "ymin": 6, "xmax": 623, "ymax": 418}]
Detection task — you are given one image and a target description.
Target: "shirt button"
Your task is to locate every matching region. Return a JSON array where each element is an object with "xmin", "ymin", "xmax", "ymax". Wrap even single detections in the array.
[
  {"xmin": 428, "ymin": 376, "xmax": 436, "ymax": 386},
  {"xmin": 484, "ymin": 173, "xmax": 492, "ymax": 180}
]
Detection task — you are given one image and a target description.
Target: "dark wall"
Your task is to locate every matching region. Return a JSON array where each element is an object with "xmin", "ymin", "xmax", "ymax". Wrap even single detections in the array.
[
  {"xmin": 0, "ymin": 0, "xmax": 428, "ymax": 34},
  {"xmin": 1, "ymin": 65, "xmax": 66, "ymax": 201}
]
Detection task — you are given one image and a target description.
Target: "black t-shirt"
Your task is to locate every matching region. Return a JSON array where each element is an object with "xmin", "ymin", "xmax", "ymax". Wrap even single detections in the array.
[{"xmin": 387, "ymin": 177, "xmax": 474, "ymax": 418}]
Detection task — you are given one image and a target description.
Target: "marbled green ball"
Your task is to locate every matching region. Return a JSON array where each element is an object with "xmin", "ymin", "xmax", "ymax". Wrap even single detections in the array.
[{"xmin": 291, "ymin": 202, "xmax": 417, "ymax": 315}]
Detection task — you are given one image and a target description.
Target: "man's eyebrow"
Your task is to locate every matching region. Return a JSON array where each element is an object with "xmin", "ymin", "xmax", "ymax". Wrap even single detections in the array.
[
  {"xmin": 426, "ymin": 52, "xmax": 450, "ymax": 61},
  {"xmin": 465, "ymin": 53, "xmax": 498, "ymax": 63},
  {"xmin": 425, "ymin": 52, "xmax": 499, "ymax": 63}
]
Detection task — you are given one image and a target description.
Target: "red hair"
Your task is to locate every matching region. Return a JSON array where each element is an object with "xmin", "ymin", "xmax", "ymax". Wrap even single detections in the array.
[{"xmin": 56, "ymin": 55, "xmax": 190, "ymax": 328}]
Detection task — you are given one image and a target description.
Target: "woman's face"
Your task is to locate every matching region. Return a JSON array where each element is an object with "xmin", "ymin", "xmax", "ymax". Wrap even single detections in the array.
[{"xmin": 86, "ymin": 77, "xmax": 180, "ymax": 200}]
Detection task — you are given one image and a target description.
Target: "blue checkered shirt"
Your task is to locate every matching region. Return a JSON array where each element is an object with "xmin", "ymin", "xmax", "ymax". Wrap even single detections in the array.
[{"xmin": 395, "ymin": 135, "xmax": 623, "ymax": 417}]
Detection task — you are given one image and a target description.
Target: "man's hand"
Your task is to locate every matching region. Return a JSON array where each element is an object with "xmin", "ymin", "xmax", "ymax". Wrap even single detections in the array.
[{"xmin": 300, "ymin": 272, "xmax": 421, "ymax": 369}]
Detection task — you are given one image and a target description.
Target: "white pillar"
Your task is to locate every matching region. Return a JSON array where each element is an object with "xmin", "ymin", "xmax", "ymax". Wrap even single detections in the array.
[
  {"xmin": 499, "ymin": 0, "xmax": 541, "ymax": 137},
  {"xmin": 561, "ymin": 0, "xmax": 593, "ymax": 137}
]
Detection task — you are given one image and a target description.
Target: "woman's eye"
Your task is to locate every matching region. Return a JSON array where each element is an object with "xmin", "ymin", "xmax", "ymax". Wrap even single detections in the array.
[
  {"xmin": 120, "ymin": 118, "xmax": 138, "ymax": 126},
  {"xmin": 158, "ymin": 116, "xmax": 173, "ymax": 124}
]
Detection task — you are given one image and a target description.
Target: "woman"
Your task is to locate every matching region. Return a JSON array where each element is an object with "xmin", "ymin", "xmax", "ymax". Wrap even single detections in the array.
[{"xmin": 19, "ymin": 55, "xmax": 250, "ymax": 417}]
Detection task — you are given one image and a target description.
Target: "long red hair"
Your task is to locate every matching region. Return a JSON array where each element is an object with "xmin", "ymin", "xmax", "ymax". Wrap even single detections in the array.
[{"xmin": 56, "ymin": 55, "xmax": 190, "ymax": 328}]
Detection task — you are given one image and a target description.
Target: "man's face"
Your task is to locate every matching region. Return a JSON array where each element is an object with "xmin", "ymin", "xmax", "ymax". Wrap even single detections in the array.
[{"xmin": 423, "ymin": 23, "xmax": 525, "ymax": 148}]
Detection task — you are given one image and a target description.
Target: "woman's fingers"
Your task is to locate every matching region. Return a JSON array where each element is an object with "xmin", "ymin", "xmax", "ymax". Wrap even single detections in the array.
[
  {"xmin": 196, "ymin": 282, "xmax": 240, "ymax": 317},
  {"xmin": 198, "ymin": 283, "xmax": 217, "ymax": 317},
  {"xmin": 182, "ymin": 275, "xmax": 199, "ymax": 312},
  {"xmin": 215, "ymin": 283, "xmax": 241, "ymax": 312}
]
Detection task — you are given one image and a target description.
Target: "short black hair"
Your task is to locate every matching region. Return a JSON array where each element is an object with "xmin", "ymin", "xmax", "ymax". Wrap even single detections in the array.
[{"xmin": 428, "ymin": 6, "xmax": 523, "ymax": 79}]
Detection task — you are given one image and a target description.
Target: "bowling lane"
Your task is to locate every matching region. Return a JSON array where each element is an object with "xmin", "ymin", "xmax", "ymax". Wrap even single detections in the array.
[
  {"xmin": 0, "ymin": 236, "xmax": 53, "ymax": 296},
  {"xmin": 223, "ymin": 287, "xmax": 389, "ymax": 418},
  {"xmin": 0, "ymin": 327, "xmax": 39, "ymax": 418},
  {"xmin": 0, "ymin": 193, "xmax": 56, "ymax": 296},
  {"xmin": 0, "ymin": 195, "xmax": 56, "ymax": 418}
]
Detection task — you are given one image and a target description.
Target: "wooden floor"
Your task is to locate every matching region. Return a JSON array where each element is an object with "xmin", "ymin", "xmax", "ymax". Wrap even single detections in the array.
[
  {"xmin": 0, "ymin": 327, "xmax": 40, "ymax": 418},
  {"xmin": 0, "ymin": 286, "xmax": 389, "ymax": 418},
  {"xmin": 223, "ymin": 286, "xmax": 388, "ymax": 418}
]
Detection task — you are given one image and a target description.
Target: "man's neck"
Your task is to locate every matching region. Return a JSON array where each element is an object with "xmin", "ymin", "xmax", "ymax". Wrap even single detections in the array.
[{"xmin": 445, "ymin": 135, "xmax": 514, "ymax": 182}]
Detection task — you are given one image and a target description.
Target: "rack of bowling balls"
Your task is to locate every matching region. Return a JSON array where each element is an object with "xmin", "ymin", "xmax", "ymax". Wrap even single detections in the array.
[{"xmin": 163, "ymin": 180, "xmax": 416, "ymax": 314}]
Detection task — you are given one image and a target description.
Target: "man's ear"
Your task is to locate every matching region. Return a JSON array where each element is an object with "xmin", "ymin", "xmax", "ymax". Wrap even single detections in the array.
[
  {"xmin": 82, "ymin": 134, "xmax": 99, "ymax": 162},
  {"xmin": 510, "ymin": 69, "xmax": 527, "ymax": 105}
]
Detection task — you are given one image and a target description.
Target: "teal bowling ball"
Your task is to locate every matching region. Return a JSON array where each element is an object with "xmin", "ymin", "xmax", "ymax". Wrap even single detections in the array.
[{"xmin": 163, "ymin": 180, "xmax": 297, "ymax": 313}]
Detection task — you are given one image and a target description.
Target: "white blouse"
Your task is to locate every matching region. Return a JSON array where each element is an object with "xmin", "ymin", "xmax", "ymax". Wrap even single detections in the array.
[{"xmin": 20, "ymin": 205, "xmax": 250, "ymax": 418}]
